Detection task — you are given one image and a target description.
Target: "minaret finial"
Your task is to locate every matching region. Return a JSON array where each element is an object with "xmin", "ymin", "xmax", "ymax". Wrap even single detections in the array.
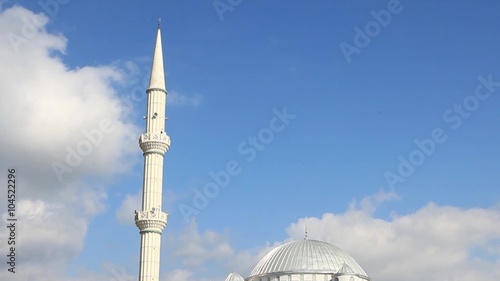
[
  {"xmin": 158, "ymin": 17, "xmax": 161, "ymax": 29},
  {"xmin": 305, "ymin": 226, "xmax": 308, "ymax": 240}
]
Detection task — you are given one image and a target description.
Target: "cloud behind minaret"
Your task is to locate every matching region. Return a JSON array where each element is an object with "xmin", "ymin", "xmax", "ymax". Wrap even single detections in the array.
[{"xmin": 0, "ymin": 5, "xmax": 140, "ymax": 280}]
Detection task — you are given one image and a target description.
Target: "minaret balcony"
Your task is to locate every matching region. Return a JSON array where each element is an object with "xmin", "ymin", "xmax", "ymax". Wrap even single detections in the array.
[
  {"xmin": 135, "ymin": 209, "xmax": 169, "ymax": 234},
  {"xmin": 139, "ymin": 132, "xmax": 171, "ymax": 155}
]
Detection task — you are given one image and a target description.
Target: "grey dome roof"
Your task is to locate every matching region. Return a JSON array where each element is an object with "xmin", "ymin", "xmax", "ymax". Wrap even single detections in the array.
[
  {"xmin": 225, "ymin": 272, "xmax": 245, "ymax": 281},
  {"xmin": 249, "ymin": 239, "xmax": 369, "ymax": 278}
]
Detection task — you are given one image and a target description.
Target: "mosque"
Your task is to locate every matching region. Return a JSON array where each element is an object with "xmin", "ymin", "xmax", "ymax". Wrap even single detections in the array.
[
  {"xmin": 135, "ymin": 23, "xmax": 372, "ymax": 281},
  {"xmin": 224, "ymin": 238, "xmax": 372, "ymax": 281}
]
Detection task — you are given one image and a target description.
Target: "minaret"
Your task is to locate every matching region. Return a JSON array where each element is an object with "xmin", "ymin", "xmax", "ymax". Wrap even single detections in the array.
[{"xmin": 135, "ymin": 20, "xmax": 170, "ymax": 281}]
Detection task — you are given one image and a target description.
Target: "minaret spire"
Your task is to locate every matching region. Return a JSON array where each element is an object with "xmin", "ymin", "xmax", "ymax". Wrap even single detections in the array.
[
  {"xmin": 135, "ymin": 22, "xmax": 171, "ymax": 281},
  {"xmin": 149, "ymin": 22, "xmax": 166, "ymax": 90}
]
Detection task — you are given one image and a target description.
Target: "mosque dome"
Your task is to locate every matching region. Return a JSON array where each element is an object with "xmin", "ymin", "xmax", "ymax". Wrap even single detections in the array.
[
  {"xmin": 226, "ymin": 272, "xmax": 245, "ymax": 281},
  {"xmin": 246, "ymin": 239, "xmax": 371, "ymax": 281}
]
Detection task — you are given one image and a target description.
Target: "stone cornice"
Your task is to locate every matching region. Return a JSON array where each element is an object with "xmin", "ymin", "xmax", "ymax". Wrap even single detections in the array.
[
  {"xmin": 135, "ymin": 209, "xmax": 169, "ymax": 234},
  {"xmin": 139, "ymin": 133, "xmax": 171, "ymax": 155}
]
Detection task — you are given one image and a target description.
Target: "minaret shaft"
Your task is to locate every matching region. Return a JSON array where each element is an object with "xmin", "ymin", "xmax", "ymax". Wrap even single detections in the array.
[
  {"xmin": 135, "ymin": 25, "xmax": 170, "ymax": 281},
  {"xmin": 141, "ymin": 152, "xmax": 163, "ymax": 209},
  {"xmin": 145, "ymin": 88, "xmax": 167, "ymax": 133}
]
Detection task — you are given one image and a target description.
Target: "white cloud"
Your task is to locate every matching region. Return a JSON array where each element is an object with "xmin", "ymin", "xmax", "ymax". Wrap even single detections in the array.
[
  {"xmin": 169, "ymin": 219, "xmax": 234, "ymax": 267},
  {"xmin": 116, "ymin": 192, "xmax": 142, "ymax": 225},
  {"xmin": 286, "ymin": 201, "xmax": 500, "ymax": 281},
  {"xmin": 162, "ymin": 269, "xmax": 194, "ymax": 281},
  {"xmin": 0, "ymin": 198, "xmax": 86, "ymax": 279},
  {"xmin": 0, "ymin": 6, "xmax": 140, "ymax": 188},
  {"xmin": 161, "ymin": 192, "xmax": 500, "ymax": 281},
  {"xmin": 59, "ymin": 183, "xmax": 108, "ymax": 216},
  {"xmin": 169, "ymin": 90, "xmax": 202, "ymax": 108},
  {"xmin": 0, "ymin": 5, "xmax": 141, "ymax": 280},
  {"xmin": 116, "ymin": 188, "xmax": 181, "ymax": 225},
  {"xmin": 227, "ymin": 242, "xmax": 281, "ymax": 277},
  {"xmin": 164, "ymin": 219, "xmax": 270, "ymax": 280},
  {"xmin": 348, "ymin": 189, "xmax": 400, "ymax": 214}
]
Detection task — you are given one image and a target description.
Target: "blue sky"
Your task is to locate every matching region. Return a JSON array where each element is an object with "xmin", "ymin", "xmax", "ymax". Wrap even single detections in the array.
[{"xmin": 1, "ymin": 1, "xmax": 500, "ymax": 281}]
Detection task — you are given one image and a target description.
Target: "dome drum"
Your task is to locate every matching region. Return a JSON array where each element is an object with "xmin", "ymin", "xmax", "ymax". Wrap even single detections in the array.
[{"xmin": 246, "ymin": 273, "xmax": 369, "ymax": 281}]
